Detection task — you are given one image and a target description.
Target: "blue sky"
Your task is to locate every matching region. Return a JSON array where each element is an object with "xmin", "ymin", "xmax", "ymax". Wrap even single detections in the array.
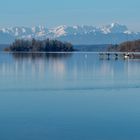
[{"xmin": 0, "ymin": 0, "xmax": 140, "ymax": 31}]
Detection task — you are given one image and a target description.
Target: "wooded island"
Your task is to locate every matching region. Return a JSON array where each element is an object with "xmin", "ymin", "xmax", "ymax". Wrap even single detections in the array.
[{"xmin": 5, "ymin": 39, "xmax": 74, "ymax": 52}]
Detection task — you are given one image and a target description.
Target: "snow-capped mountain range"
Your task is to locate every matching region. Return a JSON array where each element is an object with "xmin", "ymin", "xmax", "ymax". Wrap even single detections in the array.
[{"xmin": 0, "ymin": 23, "xmax": 140, "ymax": 44}]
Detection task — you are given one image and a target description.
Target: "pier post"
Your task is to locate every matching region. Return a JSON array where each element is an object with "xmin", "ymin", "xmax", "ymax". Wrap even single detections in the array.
[
  {"xmin": 106, "ymin": 53, "xmax": 110, "ymax": 60},
  {"xmin": 114, "ymin": 53, "xmax": 118, "ymax": 60}
]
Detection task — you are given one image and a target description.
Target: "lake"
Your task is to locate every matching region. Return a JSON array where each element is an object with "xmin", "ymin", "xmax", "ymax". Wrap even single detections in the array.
[{"xmin": 0, "ymin": 52, "xmax": 140, "ymax": 140}]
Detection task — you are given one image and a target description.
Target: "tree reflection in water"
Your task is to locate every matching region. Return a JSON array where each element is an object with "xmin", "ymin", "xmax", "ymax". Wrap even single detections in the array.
[
  {"xmin": 10, "ymin": 53, "xmax": 73, "ymax": 79},
  {"xmin": 12, "ymin": 53, "xmax": 72, "ymax": 60}
]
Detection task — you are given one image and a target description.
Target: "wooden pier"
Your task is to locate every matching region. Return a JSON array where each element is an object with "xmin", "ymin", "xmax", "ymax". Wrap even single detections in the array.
[{"xmin": 99, "ymin": 52, "xmax": 139, "ymax": 60}]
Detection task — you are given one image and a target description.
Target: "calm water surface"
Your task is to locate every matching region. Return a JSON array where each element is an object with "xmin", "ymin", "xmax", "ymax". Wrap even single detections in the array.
[{"xmin": 0, "ymin": 53, "xmax": 140, "ymax": 140}]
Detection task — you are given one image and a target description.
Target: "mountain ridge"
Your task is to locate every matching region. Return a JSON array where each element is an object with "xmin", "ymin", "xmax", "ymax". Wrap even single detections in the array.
[{"xmin": 0, "ymin": 23, "xmax": 140, "ymax": 45}]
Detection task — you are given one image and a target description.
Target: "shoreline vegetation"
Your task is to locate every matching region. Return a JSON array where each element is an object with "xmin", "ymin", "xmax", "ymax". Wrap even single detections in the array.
[
  {"xmin": 4, "ymin": 39, "xmax": 74, "ymax": 52},
  {"xmin": 108, "ymin": 39, "xmax": 140, "ymax": 52}
]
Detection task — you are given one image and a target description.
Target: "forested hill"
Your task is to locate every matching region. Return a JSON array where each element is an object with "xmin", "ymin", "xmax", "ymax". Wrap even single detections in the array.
[{"xmin": 108, "ymin": 40, "xmax": 140, "ymax": 52}]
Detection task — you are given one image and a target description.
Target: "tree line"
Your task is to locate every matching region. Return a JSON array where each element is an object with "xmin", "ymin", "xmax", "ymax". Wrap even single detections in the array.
[{"xmin": 5, "ymin": 39, "xmax": 74, "ymax": 52}]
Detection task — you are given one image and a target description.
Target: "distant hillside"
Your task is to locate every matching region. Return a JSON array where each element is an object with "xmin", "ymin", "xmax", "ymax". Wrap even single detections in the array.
[
  {"xmin": 0, "ymin": 23, "xmax": 140, "ymax": 45},
  {"xmin": 108, "ymin": 40, "xmax": 140, "ymax": 52},
  {"xmin": 74, "ymin": 44, "xmax": 109, "ymax": 52}
]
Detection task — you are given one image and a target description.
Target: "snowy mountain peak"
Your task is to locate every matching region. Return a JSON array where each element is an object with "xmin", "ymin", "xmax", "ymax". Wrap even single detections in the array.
[
  {"xmin": 101, "ymin": 23, "xmax": 128, "ymax": 34},
  {"xmin": 111, "ymin": 22, "xmax": 121, "ymax": 27},
  {"xmin": 50, "ymin": 25, "xmax": 67, "ymax": 37}
]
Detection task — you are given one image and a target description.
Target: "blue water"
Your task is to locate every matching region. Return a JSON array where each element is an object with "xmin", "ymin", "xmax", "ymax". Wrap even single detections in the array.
[{"xmin": 0, "ymin": 53, "xmax": 140, "ymax": 140}]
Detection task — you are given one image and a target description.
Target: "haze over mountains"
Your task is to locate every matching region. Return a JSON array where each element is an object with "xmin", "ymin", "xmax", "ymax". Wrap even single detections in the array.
[{"xmin": 0, "ymin": 23, "xmax": 140, "ymax": 45}]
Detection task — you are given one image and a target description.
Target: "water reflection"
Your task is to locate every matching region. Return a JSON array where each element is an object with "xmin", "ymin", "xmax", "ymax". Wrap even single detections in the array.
[
  {"xmin": 1, "ymin": 53, "xmax": 140, "ymax": 140},
  {"xmin": 0, "ymin": 53, "xmax": 74, "ymax": 90},
  {"xmin": 0, "ymin": 53, "xmax": 140, "ymax": 86},
  {"xmin": 11, "ymin": 53, "xmax": 72, "ymax": 79},
  {"xmin": 12, "ymin": 53, "xmax": 72, "ymax": 60}
]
